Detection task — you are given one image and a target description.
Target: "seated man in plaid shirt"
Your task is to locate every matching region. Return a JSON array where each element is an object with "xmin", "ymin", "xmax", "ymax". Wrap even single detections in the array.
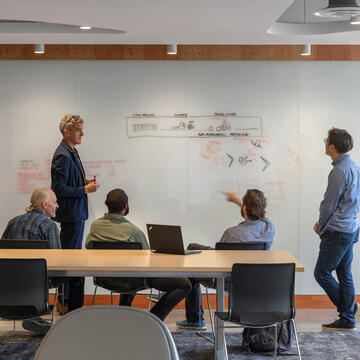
[{"xmin": 1, "ymin": 188, "xmax": 61, "ymax": 334}]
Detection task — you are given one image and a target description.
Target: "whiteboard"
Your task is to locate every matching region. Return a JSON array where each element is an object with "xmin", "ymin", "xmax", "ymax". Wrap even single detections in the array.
[{"xmin": 1, "ymin": 60, "xmax": 360, "ymax": 295}]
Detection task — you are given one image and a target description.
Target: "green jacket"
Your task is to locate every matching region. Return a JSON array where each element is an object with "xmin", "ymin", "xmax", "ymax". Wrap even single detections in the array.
[{"xmin": 85, "ymin": 213, "xmax": 149, "ymax": 250}]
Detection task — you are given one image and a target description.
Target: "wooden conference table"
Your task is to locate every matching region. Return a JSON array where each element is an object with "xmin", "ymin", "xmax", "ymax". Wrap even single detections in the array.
[{"xmin": 0, "ymin": 249, "xmax": 304, "ymax": 360}]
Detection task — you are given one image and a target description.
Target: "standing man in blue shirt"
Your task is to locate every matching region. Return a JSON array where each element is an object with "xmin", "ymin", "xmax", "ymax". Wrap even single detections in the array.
[
  {"xmin": 51, "ymin": 114, "xmax": 99, "ymax": 313},
  {"xmin": 314, "ymin": 128, "xmax": 360, "ymax": 331}
]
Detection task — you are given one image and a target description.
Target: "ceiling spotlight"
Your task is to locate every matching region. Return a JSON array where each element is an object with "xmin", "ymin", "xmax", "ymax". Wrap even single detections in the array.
[
  {"xmin": 300, "ymin": 1, "xmax": 311, "ymax": 55},
  {"xmin": 167, "ymin": 44, "xmax": 177, "ymax": 55},
  {"xmin": 300, "ymin": 44, "xmax": 311, "ymax": 56},
  {"xmin": 34, "ymin": 44, "xmax": 44, "ymax": 54},
  {"xmin": 80, "ymin": 26, "xmax": 92, "ymax": 30},
  {"xmin": 351, "ymin": 14, "xmax": 360, "ymax": 23}
]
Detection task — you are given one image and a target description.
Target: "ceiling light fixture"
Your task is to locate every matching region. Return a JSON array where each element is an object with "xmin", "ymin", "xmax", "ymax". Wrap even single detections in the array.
[
  {"xmin": 314, "ymin": 0, "xmax": 360, "ymax": 19},
  {"xmin": 301, "ymin": 44, "xmax": 311, "ymax": 56},
  {"xmin": 80, "ymin": 26, "xmax": 92, "ymax": 30},
  {"xmin": 300, "ymin": 0, "xmax": 311, "ymax": 56},
  {"xmin": 167, "ymin": 44, "xmax": 177, "ymax": 55},
  {"xmin": 34, "ymin": 44, "xmax": 44, "ymax": 54}
]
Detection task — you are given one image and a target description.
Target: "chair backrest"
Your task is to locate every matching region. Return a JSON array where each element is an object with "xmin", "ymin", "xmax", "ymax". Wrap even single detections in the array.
[
  {"xmin": 0, "ymin": 258, "xmax": 49, "ymax": 319},
  {"xmin": 229, "ymin": 263, "xmax": 295, "ymax": 325},
  {"xmin": 90, "ymin": 241, "xmax": 145, "ymax": 291},
  {"xmin": 215, "ymin": 241, "xmax": 267, "ymax": 250},
  {"xmin": 0, "ymin": 239, "xmax": 49, "ymax": 249},
  {"xmin": 90, "ymin": 240, "xmax": 142, "ymax": 250},
  {"xmin": 35, "ymin": 306, "xmax": 179, "ymax": 360}
]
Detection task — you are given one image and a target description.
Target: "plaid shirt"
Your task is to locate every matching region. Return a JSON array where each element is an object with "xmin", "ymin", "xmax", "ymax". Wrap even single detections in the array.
[{"xmin": 1, "ymin": 209, "xmax": 61, "ymax": 249}]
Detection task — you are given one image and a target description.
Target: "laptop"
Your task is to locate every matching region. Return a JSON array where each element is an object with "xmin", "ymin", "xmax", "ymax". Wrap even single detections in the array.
[{"xmin": 146, "ymin": 224, "xmax": 201, "ymax": 255}]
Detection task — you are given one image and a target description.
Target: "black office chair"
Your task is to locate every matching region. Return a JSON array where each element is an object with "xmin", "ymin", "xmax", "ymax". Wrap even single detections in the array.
[
  {"xmin": 199, "ymin": 241, "xmax": 267, "ymax": 342},
  {"xmin": 0, "ymin": 258, "xmax": 51, "ymax": 333},
  {"xmin": 215, "ymin": 263, "xmax": 301, "ymax": 359},
  {"xmin": 89, "ymin": 241, "xmax": 152, "ymax": 309},
  {"xmin": 0, "ymin": 239, "xmax": 49, "ymax": 249},
  {"xmin": 0, "ymin": 239, "xmax": 65, "ymax": 316},
  {"xmin": 215, "ymin": 241, "xmax": 267, "ymax": 251}
]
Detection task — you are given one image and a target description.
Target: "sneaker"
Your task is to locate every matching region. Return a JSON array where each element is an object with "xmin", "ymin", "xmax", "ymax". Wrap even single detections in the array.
[
  {"xmin": 22, "ymin": 319, "xmax": 51, "ymax": 335},
  {"xmin": 322, "ymin": 319, "xmax": 356, "ymax": 331},
  {"xmin": 176, "ymin": 319, "xmax": 206, "ymax": 330},
  {"xmin": 148, "ymin": 294, "xmax": 160, "ymax": 304},
  {"xmin": 148, "ymin": 292, "xmax": 165, "ymax": 304}
]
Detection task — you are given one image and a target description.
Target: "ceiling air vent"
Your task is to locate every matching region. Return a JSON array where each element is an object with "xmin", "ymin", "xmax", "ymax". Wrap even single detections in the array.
[{"xmin": 314, "ymin": 0, "xmax": 360, "ymax": 19}]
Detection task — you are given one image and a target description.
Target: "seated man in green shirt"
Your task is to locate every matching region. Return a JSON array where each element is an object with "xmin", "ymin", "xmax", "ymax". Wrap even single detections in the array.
[
  {"xmin": 86, "ymin": 188, "xmax": 191, "ymax": 321},
  {"xmin": 86, "ymin": 189, "xmax": 149, "ymax": 251}
]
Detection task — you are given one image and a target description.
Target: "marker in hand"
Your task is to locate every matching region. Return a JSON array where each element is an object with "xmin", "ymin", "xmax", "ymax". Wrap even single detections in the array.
[{"xmin": 85, "ymin": 175, "xmax": 99, "ymax": 193}]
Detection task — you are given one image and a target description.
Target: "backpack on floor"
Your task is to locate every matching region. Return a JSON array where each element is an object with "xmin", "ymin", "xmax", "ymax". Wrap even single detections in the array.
[{"xmin": 242, "ymin": 320, "xmax": 294, "ymax": 355}]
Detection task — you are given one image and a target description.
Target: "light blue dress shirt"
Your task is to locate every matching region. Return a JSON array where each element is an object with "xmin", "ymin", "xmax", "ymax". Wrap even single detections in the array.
[
  {"xmin": 319, "ymin": 154, "xmax": 360, "ymax": 234},
  {"xmin": 220, "ymin": 217, "xmax": 275, "ymax": 250}
]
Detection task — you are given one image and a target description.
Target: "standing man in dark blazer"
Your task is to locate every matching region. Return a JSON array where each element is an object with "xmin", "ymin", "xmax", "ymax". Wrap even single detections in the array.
[{"xmin": 51, "ymin": 114, "xmax": 99, "ymax": 312}]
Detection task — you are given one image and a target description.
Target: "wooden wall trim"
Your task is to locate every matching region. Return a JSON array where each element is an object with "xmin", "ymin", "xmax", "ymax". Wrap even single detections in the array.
[
  {"xmin": 1, "ymin": 45, "xmax": 360, "ymax": 61},
  {"xmin": 50, "ymin": 294, "xmax": 358, "ymax": 309}
]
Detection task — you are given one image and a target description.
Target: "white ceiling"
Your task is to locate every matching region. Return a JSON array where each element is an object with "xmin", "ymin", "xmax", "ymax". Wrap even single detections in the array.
[{"xmin": 1, "ymin": 0, "xmax": 360, "ymax": 44}]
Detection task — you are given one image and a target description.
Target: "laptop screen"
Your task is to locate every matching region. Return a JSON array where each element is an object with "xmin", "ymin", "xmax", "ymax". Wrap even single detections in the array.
[{"xmin": 146, "ymin": 224, "xmax": 185, "ymax": 253}]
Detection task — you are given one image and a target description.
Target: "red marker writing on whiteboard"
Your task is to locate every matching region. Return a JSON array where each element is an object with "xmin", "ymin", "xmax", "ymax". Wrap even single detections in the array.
[{"xmin": 93, "ymin": 175, "xmax": 96, "ymax": 183}]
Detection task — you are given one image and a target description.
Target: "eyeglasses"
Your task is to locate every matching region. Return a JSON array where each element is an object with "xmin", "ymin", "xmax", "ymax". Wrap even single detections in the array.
[{"xmin": 62, "ymin": 115, "xmax": 80, "ymax": 130}]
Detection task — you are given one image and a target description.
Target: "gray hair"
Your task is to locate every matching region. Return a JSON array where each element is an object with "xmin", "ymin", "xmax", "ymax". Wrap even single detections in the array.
[
  {"xmin": 25, "ymin": 188, "xmax": 51, "ymax": 213},
  {"xmin": 59, "ymin": 114, "xmax": 84, "ymax": 135}
]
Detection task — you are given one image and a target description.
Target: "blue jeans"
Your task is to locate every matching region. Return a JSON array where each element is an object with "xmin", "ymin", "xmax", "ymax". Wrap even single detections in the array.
[{"xmin": 314, "ymin": 229, "xmax": 359, "ymax": 325}]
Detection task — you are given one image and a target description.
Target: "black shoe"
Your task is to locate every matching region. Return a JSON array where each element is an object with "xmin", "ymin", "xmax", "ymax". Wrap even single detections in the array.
[
  {"xmin": 322, "ymin": 319, "xmax": 356, "ymax": 331},
  {"xmin": 354, "ymin": 302, "xmax": 359, "ymax": 317},
  {"xmin": 22, "ymin": 319, "xmax": 51, "ymax": 335}
]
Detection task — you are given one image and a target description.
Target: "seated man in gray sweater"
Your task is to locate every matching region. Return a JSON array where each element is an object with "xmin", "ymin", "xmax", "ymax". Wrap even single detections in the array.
[{"xmin": 176, "ymin": 189, "xmax": 275, "ymax": 330}]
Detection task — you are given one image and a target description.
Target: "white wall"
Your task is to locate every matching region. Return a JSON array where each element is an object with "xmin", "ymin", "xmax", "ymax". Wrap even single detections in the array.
[{"xmin": 1, "ymin": 60, "xmax": 359, "ymax": 295}]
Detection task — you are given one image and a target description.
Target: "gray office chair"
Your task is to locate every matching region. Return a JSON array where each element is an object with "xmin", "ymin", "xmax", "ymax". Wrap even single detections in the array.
[
  {"xmin": 34, "ymin": 306, "xmax": 179, "ymax": 360},
  {"xmin": 198, "ymin": 241, "xmax": 267, "ymax": 343}
]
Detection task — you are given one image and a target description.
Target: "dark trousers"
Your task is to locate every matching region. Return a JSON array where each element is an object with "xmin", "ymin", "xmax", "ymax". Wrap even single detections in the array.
[
  {"xmin": 60, "ymin": 222, "xmax": 85, "ymax": 312},
  {"xmin": 119, "ymin": 277, "xmax": 192, "ymax": 321},
  {"xmin": 314, "ymin": 229, "xmax": 359, "ymax": 325},
  {"xmin": 185, "ymin": 243, "xmax": 214, "ymax": 322}
]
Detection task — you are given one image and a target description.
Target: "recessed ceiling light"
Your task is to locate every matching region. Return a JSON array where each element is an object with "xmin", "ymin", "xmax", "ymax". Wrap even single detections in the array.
[
  {"xmin": 80, "ymin": 26, "xmax": 92, "ymax": 30},
  {"xmin": 167, "ymin": 44, "xmax": 177, "ymax": 55},
  {"xmin": 34, "ymin": 44, "xmax": 44, "ymax": 54},
  {"xmin": 300, "ymin": 44, "xmax": 311, "ymax": 56}
]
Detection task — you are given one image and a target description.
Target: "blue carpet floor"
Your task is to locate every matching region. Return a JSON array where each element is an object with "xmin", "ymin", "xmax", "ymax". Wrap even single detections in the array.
[{"xmin": 1, "ymin": 331, "xmax": 360, "ymax": 359}]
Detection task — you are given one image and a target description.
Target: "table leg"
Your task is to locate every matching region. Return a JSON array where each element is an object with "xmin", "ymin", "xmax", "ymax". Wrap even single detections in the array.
[{"xmin": 215, "ymin": 277, "xmax": 228, "ymax": 360}]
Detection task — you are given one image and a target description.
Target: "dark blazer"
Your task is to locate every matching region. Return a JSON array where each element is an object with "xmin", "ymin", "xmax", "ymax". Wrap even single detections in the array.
[{"xmin": 51, "ymin": 140, "xmax": 88, "ymax": 223}]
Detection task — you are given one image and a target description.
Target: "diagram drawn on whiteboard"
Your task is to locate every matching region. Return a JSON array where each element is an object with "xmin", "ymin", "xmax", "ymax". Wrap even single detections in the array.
[{"xmin": 126, "ymin": 113, "xmax": 262, "ymax": 138}]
